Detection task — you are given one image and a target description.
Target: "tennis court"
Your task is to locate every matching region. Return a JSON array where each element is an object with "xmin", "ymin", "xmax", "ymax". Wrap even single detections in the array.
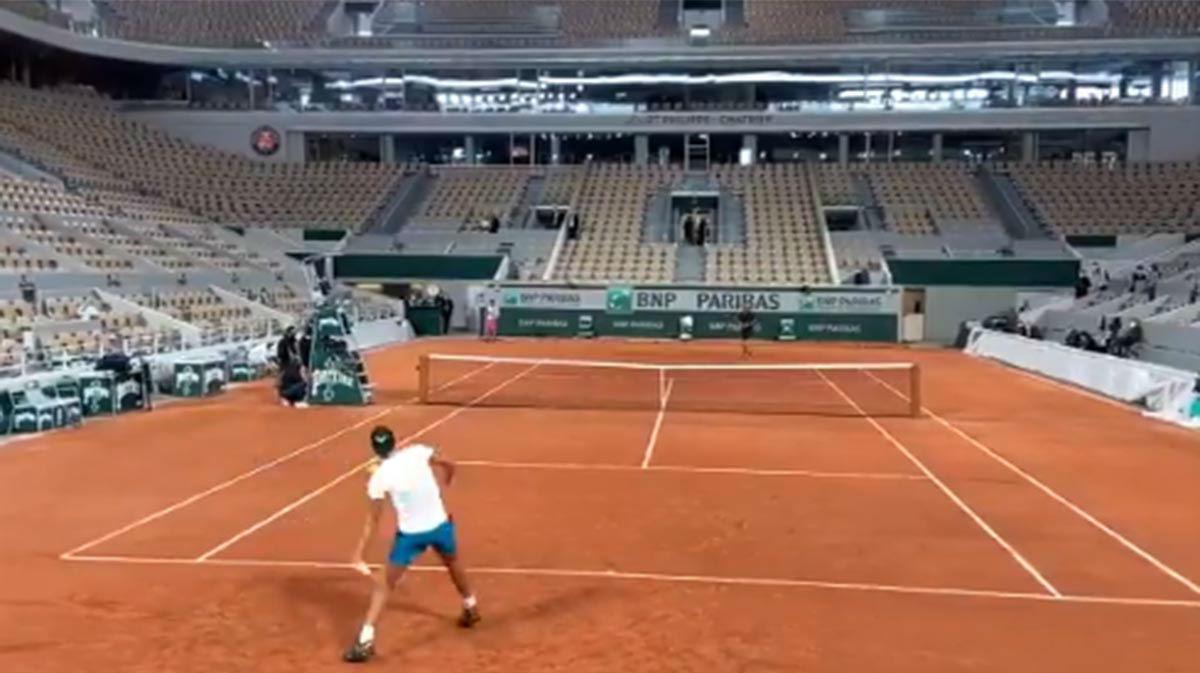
[{"xmin": 4, "ymin": 338, "xmax": 1200, "ymax": 672}]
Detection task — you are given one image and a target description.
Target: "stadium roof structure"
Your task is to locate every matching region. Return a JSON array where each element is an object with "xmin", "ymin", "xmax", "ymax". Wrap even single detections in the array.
[{"xmin": 2, "ymin": 3, "xmax": 1200, "ymax": 69}]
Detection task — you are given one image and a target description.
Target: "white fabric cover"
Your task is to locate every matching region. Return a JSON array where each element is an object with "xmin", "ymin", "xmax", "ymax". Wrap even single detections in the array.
[{"xmin": 965, "ymin": 327, "xmax": 1197, "ymax": 425}]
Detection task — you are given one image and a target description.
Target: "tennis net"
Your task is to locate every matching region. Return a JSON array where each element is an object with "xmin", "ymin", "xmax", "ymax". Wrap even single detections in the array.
[{"xmin": 419, "ymin": 354, "xmax": 921, "ymax": 418}]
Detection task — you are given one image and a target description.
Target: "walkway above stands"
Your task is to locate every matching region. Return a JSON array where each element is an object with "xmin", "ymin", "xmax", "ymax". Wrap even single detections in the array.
[{"xmin": 346, "ymin": 229, "xmax": 558, "ymax": 281}]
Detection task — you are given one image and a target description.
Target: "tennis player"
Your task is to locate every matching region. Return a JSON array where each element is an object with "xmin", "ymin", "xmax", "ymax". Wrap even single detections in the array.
[
  {"xmin": 482, "ymin": 299, "xmax": 499, "ymax": 341},
  {"xmin": 343, "ymin": 426, "xmax": 480, "ymax": 664},
  {"xmin": 736, "ymin": 305, "xmax": 756, "ymax": 358}
]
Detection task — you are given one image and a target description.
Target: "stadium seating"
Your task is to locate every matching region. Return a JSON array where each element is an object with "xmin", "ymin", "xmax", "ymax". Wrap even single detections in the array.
[
  {"xmin": 5, "ymin": 0, "xmax": 1200, "ymax": 46},
  {"xmin": 863, "ymin": 164, "xmax": 992, "ymax": 236},
  {"xmin": 559, "ymin": 0, "xmax": 667, "ymax": 42},
  {"xmin": 118, "ymin": 219, "xmax": 243, "ymax": 270},
  {"xmin": 56, "ymin": 215, "xmax": 193, "ymax": 270},
  {"xmin": 1114, "ymin": 0, "xmax": 1200, "ymax": 37},
  {"xmin": 0, "ymin": 0, "xmax": 68, "ymax": 27},
  {"xmin": 0, "ymin": 291, "xmax": 187, "ymax": 367},
  {"xmin": 814, "ymin": 167, "xmax": 858, "ymax": 207},
  {"xmin": 416, "ymin": 167, "xmax": 532, "ymax": 227},
  {"xmin": 812, "ymin": 163, "xmax": 1003, "ymax": 237},
  {"xmin": 0, "ymin": 84, "xmax": 407, "ymax": 231},
  {"xmin": 100, "ymin": 0, "xmax": 332, "ymax": 47},
  {"xmin": 0, "ymin": 212, "xmax": 130, "ymax": 271},
  {"xmin": 553, "ymin": 164, "xmax": 677, "ymax": 283},
  {"xmin": 249, "ymin": 284, "xmax": 312, "ymax": 316},
  {"xmin": 725, "ymin": 0, "xmax": 845, "ymax": 45},
  {"xmin": 1005, "ymin": 161, "xmax": 1200, "ymax": 236},
  {"xmin": 0, "ymin": 178, "xmax": 107, "ymax": 218},
  {"xmin": 710, "ymin": 164, "xmax": 831, "ymax": 285},
  {"xmin": 128, "ymin": 289, "xmax": 275, "ymax": 342},
  {"xmin": 829, "ymin": 232, "xmax": 886, "ymax": 277}
]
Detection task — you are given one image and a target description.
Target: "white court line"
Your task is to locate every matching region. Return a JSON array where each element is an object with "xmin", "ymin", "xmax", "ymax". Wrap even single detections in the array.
[
  {"xmin": 815, "ymin": 371, "xmax": 1062, "ymax": 598},
  {"xmin": 58, "ymin": 554, "xmax": 1200, "ymax": 610},
  {"xmin": 640, "ymin": 378, "xmax": 674, "ymax": 469},
  {"xmin": 59, "ymin": 361, "xmax": 497, "ymax": 560},
  {"xmin": 864, "ymin": 370, "xmax": 1200, "ymax": 597},
  {"xmin": 194, "ymin": 362, "xmax": 542, "ymax": 562},
  {"xmin": 456, "ymin": 459, "xmax": 928, "ymax": 481}
]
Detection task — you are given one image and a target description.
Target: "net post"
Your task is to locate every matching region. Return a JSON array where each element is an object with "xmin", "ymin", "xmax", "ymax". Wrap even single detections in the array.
[
  {"xmin": 909, "ymin": 363, "xmax": 922, "ymax": 418},
  {"xmin": 418, "ymin": 354, "xmax": 430, "ymax": 404}
]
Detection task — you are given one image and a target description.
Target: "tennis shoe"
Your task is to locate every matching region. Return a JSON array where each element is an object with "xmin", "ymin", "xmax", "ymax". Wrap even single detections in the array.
[
  {"xmin": 457, "ymin": 607, "xmax": 481, "ymax": 629},
  {"xmin": 342, "ymin": 639, "xmax": 374, "ymax": 664}
]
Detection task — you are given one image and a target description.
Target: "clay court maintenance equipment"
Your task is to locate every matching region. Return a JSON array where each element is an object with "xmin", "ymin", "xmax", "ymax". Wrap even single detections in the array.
[{"xmin": 307, "ymin": 302, "xmax": 373, "ymax": 406}]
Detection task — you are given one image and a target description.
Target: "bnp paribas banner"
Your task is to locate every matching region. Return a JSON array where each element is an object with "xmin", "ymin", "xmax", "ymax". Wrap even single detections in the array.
[{"xmin": 501, "ymin": 285, "xmax": 898, "ymax": 315}]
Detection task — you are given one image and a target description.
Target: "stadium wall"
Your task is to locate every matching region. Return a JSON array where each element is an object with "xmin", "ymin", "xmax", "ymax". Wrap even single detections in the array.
[
  {"xmin": 923, "ymin": 287, "xmax": 1026, "ymax": 344},
  {"xmin": 888, "ymin": 259, "xmax": 1079, "ymax": 287},
  {"xmin": 493, "ymin": 284, "xmax": 901, "ymax": 342},
  {"xmin": 123, "ymin": 111, "xmax": 303, "ymax": 162},
  {"xmin": 332, "ymin": 254, "xmax": 503, "ymax": 281}
]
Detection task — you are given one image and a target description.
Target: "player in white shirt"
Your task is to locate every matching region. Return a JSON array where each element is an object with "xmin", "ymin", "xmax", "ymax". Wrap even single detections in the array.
[{"xmin": 343, "ymin": 426, "xmax": 480, "ymax": 664}]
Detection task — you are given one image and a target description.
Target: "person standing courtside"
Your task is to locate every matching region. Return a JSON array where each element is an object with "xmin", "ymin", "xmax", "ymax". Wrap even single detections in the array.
[
  {"xmin": 275, "ymin": 326, "xmax": 306, "ymax": 407},
  {"xmin": 736, "ymin": 305, "xmax": 756, "ymax": 358}
]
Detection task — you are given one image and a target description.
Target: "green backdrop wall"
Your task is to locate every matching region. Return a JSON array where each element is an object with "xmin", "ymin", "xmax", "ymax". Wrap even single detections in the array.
[
  {"xmin": 497, "ymin": 284, "xmax": 901, "ymax": 342},
  {"xmin": 333, "ymin": 254, "xmax": 503, "ymax": 281}
]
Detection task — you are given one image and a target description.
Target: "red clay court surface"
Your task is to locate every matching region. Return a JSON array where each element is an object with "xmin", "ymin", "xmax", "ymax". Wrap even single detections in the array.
[{"xmin": 3, "ymin": 338, "xmax": 1200, "ymax": 672}]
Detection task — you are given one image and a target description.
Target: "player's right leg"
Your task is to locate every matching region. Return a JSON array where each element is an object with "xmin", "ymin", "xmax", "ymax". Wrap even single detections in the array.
[
  {"xmin": 344, "ymin": 531, "xmax": 424, "ymax": 663},
  {"xmin": 431, "ymin": 521, "xmax": 480, "ymax": 628},
  {"xmin": 343, "ymin": 564, "xmax": 406, "ymax": 663}
]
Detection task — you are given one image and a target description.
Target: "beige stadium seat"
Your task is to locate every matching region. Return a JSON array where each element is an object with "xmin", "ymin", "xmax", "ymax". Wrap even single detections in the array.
[
  {"xmin": 0, "ymin": 84, "xmax": 409, "ymax": 232},
  {"xmin": 1007, "ymin": 160, "xmax": 1200, "ymax": 236},
  {"xmin": 102, "ymin": 0, "xmax": 329, "ymax": 47}
]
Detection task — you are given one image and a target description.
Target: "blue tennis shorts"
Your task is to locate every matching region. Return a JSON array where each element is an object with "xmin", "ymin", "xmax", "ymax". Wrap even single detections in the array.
[{"xmin": 388, "ymin": 521, "xmax": 457, "ymax": 566}]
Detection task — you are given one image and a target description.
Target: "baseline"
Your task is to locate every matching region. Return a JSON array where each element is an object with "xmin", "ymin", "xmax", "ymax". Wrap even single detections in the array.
[{"xmin": 58, "ymin": 554, "xmax": 1200, "ymax": 610}]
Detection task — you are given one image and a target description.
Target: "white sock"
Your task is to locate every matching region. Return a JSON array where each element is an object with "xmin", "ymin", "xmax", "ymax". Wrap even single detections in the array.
[
  {"xmin": 462, "ymin": 594, "xmax": 477, "ymax": 610},
  {"xmin": 358, "ymin": 624, "xmax": 375, "ymax": 645}
]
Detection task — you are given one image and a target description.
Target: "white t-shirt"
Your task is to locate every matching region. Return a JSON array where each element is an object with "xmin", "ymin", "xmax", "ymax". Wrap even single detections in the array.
[{"xmin": 366, "ymin": 444, "xmax": 449, "ymax": 534}]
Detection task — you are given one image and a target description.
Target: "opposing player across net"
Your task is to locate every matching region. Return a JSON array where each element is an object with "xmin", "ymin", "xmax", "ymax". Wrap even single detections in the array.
[{"xmin": 418, "ymin": 354, "xmax": 921, "ymax": 418}]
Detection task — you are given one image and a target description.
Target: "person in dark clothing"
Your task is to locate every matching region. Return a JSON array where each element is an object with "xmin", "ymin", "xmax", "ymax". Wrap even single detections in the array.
[
  {"xmin": 736, "ymin": 306, "xmax": 756, "ymax": 358},
  {"xmin": 434, "ymin": 294, "xmax": 453, "ymax": 334},
  {"xmin": 682, "ymin": 213, "xmax": 696, "ymax": 245},
  {"xmin": 1190, "ymin": 284, "xmax": 1199, "ymax": 305},
  {"xmin": 1074, "ymin": 274, "xmax": 1092, "ymax": 299},
  {"xmin": 278, "ymin": 359, "xmax": 308, "ymax": 408},
  {"xmin": 276, "ymin": 326, "xmax": 298, "ymax": 369},
  {"xmin": 18, "ymin": 274, "xmax": 35, "ymax": 305},
  {"xmin": 443, "ymin": 296, "xmax": 455, "ymax": 334},
  {"xmin": 1106, "ymin": 316, "xmax": 1123, "ymax": 354},
  {"xmin": 299, "ymin": 328, "xmax": 314, "ymax": 369},
  {"xmin": 697, "ymin": 217, "xmax": 709, "ymax": 246}
]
